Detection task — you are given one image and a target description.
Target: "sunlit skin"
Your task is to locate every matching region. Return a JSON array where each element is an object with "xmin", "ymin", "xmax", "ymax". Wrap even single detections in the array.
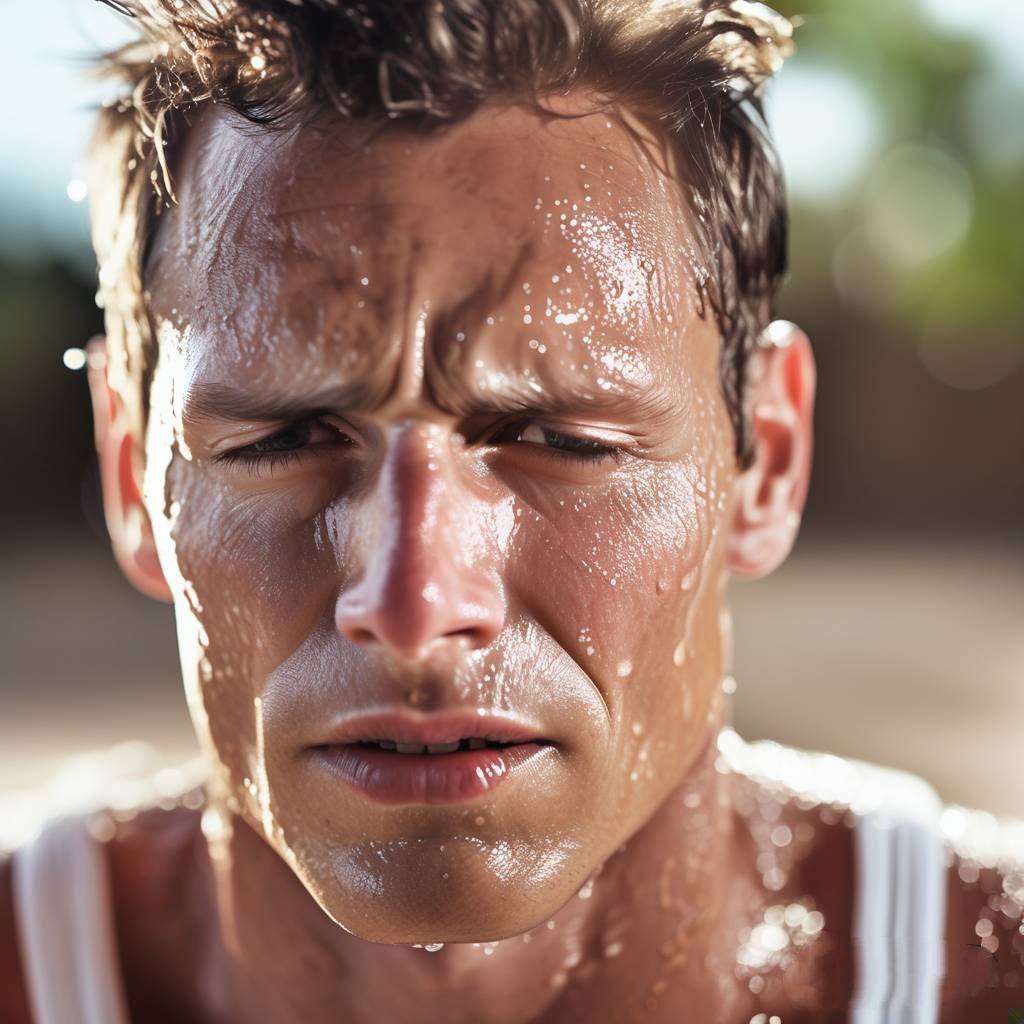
[
  {"xmin": 2, "ymin": 93, "xmax": 1020, "ymax": 1024},
  {"xmin": 151, "ymin": 99, "xmax": 740, "ymax": 939},
  {"xmin": 120, "ymin": 98, "xmax": 816, "ymax": 1020}
]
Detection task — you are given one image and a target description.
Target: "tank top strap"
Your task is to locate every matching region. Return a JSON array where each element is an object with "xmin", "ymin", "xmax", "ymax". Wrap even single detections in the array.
[
  {"xmin": 849, "ymin": 760, "xmax": 947, "ymax": 1024},
  {"xmin": 12, "ymin": 814, "xmax": 130, "ymax": 1024}
]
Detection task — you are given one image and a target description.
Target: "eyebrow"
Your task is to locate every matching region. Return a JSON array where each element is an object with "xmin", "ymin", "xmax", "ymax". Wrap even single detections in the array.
[
  {"xmin": 181, "ymin": 379, "xmax": 385, "ymax": 425},
  {"xmin": 432, "ymin": 373, "xmax": 681, "ymax": 427},
  {"xmin": 181, "ymin": 373, "xmax": 681, "ymax": 430}
]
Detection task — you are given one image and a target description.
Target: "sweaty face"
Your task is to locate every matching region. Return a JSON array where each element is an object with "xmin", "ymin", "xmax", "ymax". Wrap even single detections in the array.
[{"xmin": 143, "ymin": 98, "xmax": 738, "ymax": 943}]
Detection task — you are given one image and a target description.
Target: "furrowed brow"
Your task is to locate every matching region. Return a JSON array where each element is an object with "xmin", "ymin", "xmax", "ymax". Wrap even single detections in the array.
[
  {"xmin": 181, "ymin": 379, "xmax": 382, "ymax": 425},
  {"xmin": 435, "ymin": 373, "xmax": 681, "ymax": 426}
]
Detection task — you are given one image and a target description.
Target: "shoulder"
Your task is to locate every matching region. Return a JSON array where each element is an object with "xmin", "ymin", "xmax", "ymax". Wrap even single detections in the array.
[
  {"xmin": 720, "ymin": 730, "xmax": 1024, "ymax": 1019},
  {"xmin": 0, "ymin": 851, "xmax": 34, "ymax": 1024},
  {"xmin": 0, "ymin": 751, "xmax": 208, "ymax": 1024},
  {"xmin": 937, "ymin": 806, "xmax": 1024, "ymax": 1020},
  {"xmin": 0, "ymin": 801, "xmax": 207, "ymax": 1024},
  {"xmin": 721, "ymin": 731, "xmax": 869, "ymax": 1015},
  {"xmin": 102, "ymin": 801, "xmax": 210, "ymax": 1023}
]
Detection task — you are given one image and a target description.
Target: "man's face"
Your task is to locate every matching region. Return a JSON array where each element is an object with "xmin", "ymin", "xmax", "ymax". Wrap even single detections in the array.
[{"xmin": 143, "ymin": 98, "xmax": 738, "ymax": 942}]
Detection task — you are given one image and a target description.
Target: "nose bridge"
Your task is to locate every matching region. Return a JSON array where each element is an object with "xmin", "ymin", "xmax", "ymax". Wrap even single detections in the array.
[
  {"xmin": 335, "ymin": 424, "xmax": 505, "ymax": 659},
  {"xmin": 384, "ymin": 427, "xmax": 455, "ymax": 590}
]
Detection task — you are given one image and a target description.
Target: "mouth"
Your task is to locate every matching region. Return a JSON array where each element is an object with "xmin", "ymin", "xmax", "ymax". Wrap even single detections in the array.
[
  {"xmin": 309, "ymin": 712, "xmax": 556, "ymax": 805},
  {"xmin": 353, "ymin": 737, "xmax": 534, "ymax": 754}
]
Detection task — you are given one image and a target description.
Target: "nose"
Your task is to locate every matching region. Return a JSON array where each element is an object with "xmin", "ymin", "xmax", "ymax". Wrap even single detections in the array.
[{"xmin": 334, "ymin": 430, "xmax": 505, "ymax": 661}]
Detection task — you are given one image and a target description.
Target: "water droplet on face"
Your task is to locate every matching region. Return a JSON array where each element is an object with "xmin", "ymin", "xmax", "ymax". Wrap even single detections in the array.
[
  {"xmin": 673, "ymin": 640, "xmax": 686, "ymax": 667},
  {"xmin": 423, "ymin": 942, "xmax": 444, "ymax": 952},
  {"xmin": 616, "ymin": 660, "xmax": 633, "ymax": 678}
]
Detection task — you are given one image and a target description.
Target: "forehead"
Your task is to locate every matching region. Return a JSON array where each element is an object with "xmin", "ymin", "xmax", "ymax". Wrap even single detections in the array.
[{"xmin": 149, "ymin": 98, "xmax": 715, "ymax": 405}]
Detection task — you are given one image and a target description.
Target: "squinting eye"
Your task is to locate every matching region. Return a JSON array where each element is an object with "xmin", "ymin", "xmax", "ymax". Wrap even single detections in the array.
[
  {"xmin": 520, "ymin": 424, "xmax": 612, "ymax": 456},
  {"xmin": 491, "ymin": 421, "xmax": 622, "ymax": 465},
  {"xmin": 215, "ymin": 418, "xmax": 349, "ymax": 476},
  {"xmin": 245, "ymin": 421, "xmax": 314, "ymax": 454}
]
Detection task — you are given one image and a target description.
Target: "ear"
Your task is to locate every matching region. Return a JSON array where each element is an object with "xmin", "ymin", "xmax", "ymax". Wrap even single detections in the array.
[
  {"xmin": 727, "ymin": 321, "xmax": 816, "ymax": 579},
  {"xmin": 86, "ymin": 337, "xmax": 173, "ymax": 603}
]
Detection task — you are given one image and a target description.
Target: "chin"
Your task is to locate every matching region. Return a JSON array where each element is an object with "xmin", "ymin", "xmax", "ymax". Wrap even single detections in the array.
[{"xmin": 290, "ymin": 832, "xmax": 584, "ymax": 944}]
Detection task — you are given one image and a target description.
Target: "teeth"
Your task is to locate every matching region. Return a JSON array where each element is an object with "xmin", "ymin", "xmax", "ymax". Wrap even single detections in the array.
[{"xmin": 368, "ymin": 738, "xmax": 506, "ymax": 754}]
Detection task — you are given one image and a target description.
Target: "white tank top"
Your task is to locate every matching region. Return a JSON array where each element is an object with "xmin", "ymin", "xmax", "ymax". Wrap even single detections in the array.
[
  {"xmin": 10, "ymin": 737, "xmax": 950, "ymax": 1023},
  {"xmin": 12, "ymin": 815, "xmax": 130, "ymax": 1024}
]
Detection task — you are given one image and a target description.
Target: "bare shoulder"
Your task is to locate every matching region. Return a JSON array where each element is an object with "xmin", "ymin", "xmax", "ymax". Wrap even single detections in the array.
[
  {"xmin": 102, "ymin": 802, "xmax": 211, "ymax": 1022},
  {"xmin": 719, "ymin": 731, "xmax": 1024, "ymax": 1020},
  {"xmin": 937, "ymin": 807, "xmax": 1024, "ymax": 1021},
  {"xmin": 0, "ymin": 851, "xmax": 33, "ymax": 1024},
  {"xmin": 0, "ymin": 796, "xmax": 207, "ymax": 1024},
  {"xmin": 724, "ymin": 738, "xmax": 859, "ymax": 1016}
]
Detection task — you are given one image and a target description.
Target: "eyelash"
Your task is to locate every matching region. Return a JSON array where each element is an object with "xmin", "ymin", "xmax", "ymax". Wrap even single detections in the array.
[
  {"xmin": 214, "ymin": 420, "xmax": 332, "ymax": 478},
  {"xmin": 487, "ymin": 421, "xmax": 623, "ymax": 467},
  {"xmin": 215, "ymin": 417, "xmax": 623, "ymax": 476}
]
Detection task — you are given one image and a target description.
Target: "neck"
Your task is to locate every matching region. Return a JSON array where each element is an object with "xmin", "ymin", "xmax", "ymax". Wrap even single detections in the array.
[{"xmin": 198, "ymin": 702, "xmax": 742, "ymax": 1023}]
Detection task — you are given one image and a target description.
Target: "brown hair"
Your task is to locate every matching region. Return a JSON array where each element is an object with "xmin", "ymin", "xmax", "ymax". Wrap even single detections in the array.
[{"xmin": 88, "ymin": 0, "xmax": 794, "ymax": 463}]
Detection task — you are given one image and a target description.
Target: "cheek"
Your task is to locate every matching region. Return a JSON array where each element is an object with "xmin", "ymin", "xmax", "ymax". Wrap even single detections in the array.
[
  {"xmin": 504, "ymin": 445, "xmax": 730, "ymax": 811},
  {"xmin": 152, "ymin": 462, "xmax": 350, "ymax": 778},
  {"xmin": 509, "ymin": 459, "xmax": 715, "ymax": 696}
]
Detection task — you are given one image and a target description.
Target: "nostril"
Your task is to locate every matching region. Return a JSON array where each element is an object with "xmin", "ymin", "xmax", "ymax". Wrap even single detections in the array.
[{"xmin": 344, "ymin": 625, "xmax": 377, "ymax": 646}]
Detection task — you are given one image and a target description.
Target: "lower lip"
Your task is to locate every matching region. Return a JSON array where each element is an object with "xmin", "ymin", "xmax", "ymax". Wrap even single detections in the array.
[{"xmin": 312, "ymin": 742, "xmax": 550, "ymax": 805}]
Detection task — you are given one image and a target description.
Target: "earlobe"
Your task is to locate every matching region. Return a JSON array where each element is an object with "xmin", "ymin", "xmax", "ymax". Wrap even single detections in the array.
[
  {"xmin": 87, "ymin": 337, "xmax": 174, "ymax": 603},
  {"xmin": 727, "ymin": 321, "xmax": 816, "ymax": 579}
]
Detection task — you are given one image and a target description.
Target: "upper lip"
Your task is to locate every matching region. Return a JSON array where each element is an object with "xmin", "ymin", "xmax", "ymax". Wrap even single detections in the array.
[{"xmin": 314, "ymin": 710, "xmax": 549, "ymax": 748}]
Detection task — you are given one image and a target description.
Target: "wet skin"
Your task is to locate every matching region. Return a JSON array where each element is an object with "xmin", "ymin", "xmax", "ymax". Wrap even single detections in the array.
[
  {"xmin": 135, "ymin": 97, "xmax": 775, "ymax": 1019},
  {"xmin": 144, "ymin": 97, "xmax": 743, "ymax": 948}
]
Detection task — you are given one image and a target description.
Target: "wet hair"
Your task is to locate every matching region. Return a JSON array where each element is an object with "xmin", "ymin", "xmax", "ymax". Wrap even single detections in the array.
[{"xmin": 88, "ymin": 0, "xmax": 794, "ymax": 464}]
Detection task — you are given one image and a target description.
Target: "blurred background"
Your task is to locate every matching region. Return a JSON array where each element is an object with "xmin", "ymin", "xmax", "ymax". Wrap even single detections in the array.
[{"xmin": 0, "ymin": 0, "xmax": 1021, "ymax": 830}]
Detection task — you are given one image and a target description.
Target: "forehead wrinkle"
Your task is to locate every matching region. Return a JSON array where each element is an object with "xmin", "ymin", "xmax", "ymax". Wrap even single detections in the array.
[
  {"xmin": 269, "ymin": 198, "xmax": 424, "ymax": 239},
  {"xmin": 430, "ymin": 237, "xmax": 535, "ymax": 343},
  {"xmin": 152, "ymin": 115, "xmax": 293, "ymax": 294},
  {"xmin": 419, "ymin": 233, "xmax": 534, "ymax": 401}
]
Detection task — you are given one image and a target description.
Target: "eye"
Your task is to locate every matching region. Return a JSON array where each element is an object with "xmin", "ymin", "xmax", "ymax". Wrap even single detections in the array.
[
  {"xmin": 245, "ymin": 421, "xmax": 315, "ymax": 455},
  {"xmin": 488, "ymin": 420, "xmax": 622, "ymax": 466},
  {"xmin": 215, "ymin": 418, "xmax": 350, "ymax": 476}
]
